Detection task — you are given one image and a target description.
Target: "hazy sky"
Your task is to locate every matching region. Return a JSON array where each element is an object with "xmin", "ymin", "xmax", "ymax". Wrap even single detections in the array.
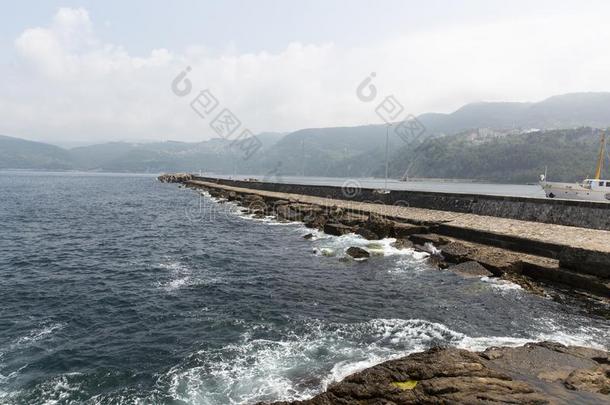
[{"xmin": 2, "ymin": 0, "xmax": 610, "ymax": 145}]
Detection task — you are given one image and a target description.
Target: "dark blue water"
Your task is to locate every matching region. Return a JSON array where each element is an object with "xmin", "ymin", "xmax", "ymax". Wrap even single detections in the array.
[{"xmin": 0, "ymin": 171, "xmax": 608, "ymax": 404}]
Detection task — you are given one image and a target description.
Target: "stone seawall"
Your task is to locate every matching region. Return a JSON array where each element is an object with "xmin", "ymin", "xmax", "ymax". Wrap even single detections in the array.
[
  {"xmin": 193, "ymin": 176, "xmax": 610, "ymax": 231},
  {"xmin": 182, "ymin": 178, "xmax": 610, "ymax": 296}
]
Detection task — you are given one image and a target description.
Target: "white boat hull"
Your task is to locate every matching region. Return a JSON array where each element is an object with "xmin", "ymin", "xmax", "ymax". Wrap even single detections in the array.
[{"xmin": 540, "ymin": 181, "xmax": 610, "ymax": 202}]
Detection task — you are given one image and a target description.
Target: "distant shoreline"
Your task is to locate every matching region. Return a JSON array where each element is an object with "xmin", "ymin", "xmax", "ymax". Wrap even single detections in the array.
[
  {"xmin": 0, "ymin": 169, "xmax": 158, "ymax": 176},
  {"xmin": 0, "ymin": 169, "xmax": 536, "ymax": 185}
]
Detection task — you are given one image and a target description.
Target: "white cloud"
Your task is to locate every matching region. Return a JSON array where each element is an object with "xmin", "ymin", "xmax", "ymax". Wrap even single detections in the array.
[{"xmin": 3, "ymin": 6, "xmax": 610, "ymax": 144}]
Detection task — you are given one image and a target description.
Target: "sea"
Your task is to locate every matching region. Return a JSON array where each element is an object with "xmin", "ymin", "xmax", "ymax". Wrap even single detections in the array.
[{"xmin": 0, "ymin": 171, "xmax": 608, "ymax": 404}]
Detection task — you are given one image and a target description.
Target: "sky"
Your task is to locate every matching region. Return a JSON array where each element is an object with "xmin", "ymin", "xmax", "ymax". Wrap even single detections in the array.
[{"xmin": 2, "ymin": 0, "xmax": 610, "ymax": 146}]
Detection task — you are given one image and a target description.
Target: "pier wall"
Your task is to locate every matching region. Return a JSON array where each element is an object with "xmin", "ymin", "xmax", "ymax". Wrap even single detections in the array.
[{"xmin": 193, "ymin": 177, "xmax": 610, "ymax": 231}]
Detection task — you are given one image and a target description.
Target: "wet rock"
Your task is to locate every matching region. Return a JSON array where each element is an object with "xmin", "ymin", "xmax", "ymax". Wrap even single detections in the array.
[
  {"xmin": 290, "ymin": 203, "xmax": 323, "ymax": 215},
  {"xmin": 449, "ymin": 261, "xmax": 493, "ymax": 278},
  {"xmin": 303, "ymin": 233, "xmax": 314, "ymax": 240},
  {"xmin": 245, "ymin": 200, "xmax": 269, "ymax": 215},
  {"xmin": 558, "ymin": 247, "xmax": 610, "ymax": 279},
  {"xmin": 416, "ymin": 242, "xmax": 442, "ymax": 257},
  {"xmin": 440, "ymin": 241, "xmax": 473, "ymax": 263},
  {"xmin": 391, "ymin": 238, "xmax": 414, "ymax": 249},
  {"xmin": 312, "ymin": 247, "xmax": 335, "ymax": 257},
  {"xmin": 501, "ymin": 273, "xmax": 545, "ymax": 295},
  {"xmin": 157, "ymin": 173, "xmax": 194, "ymax": 183},
  {"xmin": 264, "ymin": 345, "xmax": 547, "ymax": 405},
  {"xmin": 391, "ymin": 223, "xmax": 428, "ymax": 238},
  {"xmin": 207, "ymin": 188, "xmax": 223, "ymax": 198},
  {"xmin": 263, "ymin": 342, "xmax": 610, "ymax": 405},
  {"xmin": 243, "ymin": 194, "xmax": 265, "ymax": 204},
  {"xmin": 427, "ymin": 255, "xmax": 448, "ymax": 269},
  {"xmin": 564, "ymin": 367, "xmax": 610, "ymax": 394},
  {"xmin": 294, "ymin": 205, "xmax": 326, "ymax": 224},
  {"xmin": 327, "ymin": 206, "xmax": 345, "ymax": 222},
  {"xmin": 355, "ymin": 227, "xmax": 379, "ymax": 240},
  {"xmin": 482, "ymin": 342, "xmax": 610, "ymax": 396},
  {"xmin": 305, "ymin": 214, "xmax": 328, "ymax": 230},
  {"xmin": 346, "ymin": 247, "xmax": 370, "ymax": 259},
  {"xmin": 363, "ymin": 213, "xmax": 394, "ymax": 238},
  {"xmin": 409, "ymin": 233, "xmax": 450, "ymax": 246},
  {"xmin": 276, "ymin": 205, "xmax": 300, "ymax": 221},
  {"xmin": 471, "ymin": 247, "xmax": 523, "ymax": 276},
  {"xmin": 340, "ymin": 212, "xmax": 369, "ymax": 226},
  {"xmin": 323, "ymin": 223, "xmax": 356, "ymax": 236}
]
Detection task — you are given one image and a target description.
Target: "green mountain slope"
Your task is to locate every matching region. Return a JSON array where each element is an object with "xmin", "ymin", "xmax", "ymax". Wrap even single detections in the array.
[
  {"xmin": 389, "ymin": 127, "xmax": 606, "ymax": 183},
  {"xmin": 3, "ymin": 93, "xmax": 610, "ymax": 181},
  {"xmin": 0, "ymin": 135, "xmax": 74, "ymax": 169}
]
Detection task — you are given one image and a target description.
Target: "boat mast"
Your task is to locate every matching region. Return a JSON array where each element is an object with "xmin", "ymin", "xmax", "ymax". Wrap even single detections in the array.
[
  {"xmin": 384, "ymin": 123, "xmax": 390, "ymax": 192},
  {"xmin": 594, "ymin": 130, "xmax": 606, "ymax": 180}
]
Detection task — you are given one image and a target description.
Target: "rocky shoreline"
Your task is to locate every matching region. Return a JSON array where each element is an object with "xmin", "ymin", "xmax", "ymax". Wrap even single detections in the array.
[
  {"xmin": 176, "ymin": 178, "xmax": 585, "ymax": 298},
  {"xmin": 160, "ymin": 176, "xmax": 610, "ymax": 403},
  {"xmin": 262, "ymin": 342, "xmax": 609, "ymax": 404},
  {"xmin": 157, "ymin": 172, "xmax": 194, "ymax": 183}
]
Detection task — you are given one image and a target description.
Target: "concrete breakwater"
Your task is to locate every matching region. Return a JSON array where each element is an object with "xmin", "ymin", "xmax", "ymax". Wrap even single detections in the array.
[
  {"xmin": 158, "ymin": 173, "xmax": 194, "ymax": 183},
  {"xmin": 160, "ymin": 175, "xmax": 610, "ymax": 402},
  {"xmin": 192, "ymin": 176, "xmax": 610, "ymax": 231},
  {"xmin": 172, "ymin": 177, "xmax": 610, "ymax": 298}
]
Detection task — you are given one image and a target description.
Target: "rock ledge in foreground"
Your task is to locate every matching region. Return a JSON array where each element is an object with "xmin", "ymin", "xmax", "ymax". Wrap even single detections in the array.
[{"xmin": 262, "ymin": 342, "xmax": 609, "ymax": 404}]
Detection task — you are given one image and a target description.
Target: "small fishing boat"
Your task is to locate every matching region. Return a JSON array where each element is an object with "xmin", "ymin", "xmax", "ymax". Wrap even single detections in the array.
[{"xmin": 539, "ymin": 131, "xmax": 610, "ymax": 202}]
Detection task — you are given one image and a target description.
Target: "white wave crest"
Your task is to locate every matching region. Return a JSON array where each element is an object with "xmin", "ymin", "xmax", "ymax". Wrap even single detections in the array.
[
  {"xmin": 480, "ymin": 276, "xmax": 523, "ymax": 292},
  {"xmin": 158, "ymin": 260, "xmax": 222, "ymax": 291},
  {"xmin": 159, "ymin": 317, "xmax": 598, "ymax": 405}
]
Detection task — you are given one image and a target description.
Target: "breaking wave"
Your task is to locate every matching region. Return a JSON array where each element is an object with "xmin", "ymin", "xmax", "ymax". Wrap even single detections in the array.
[{"xmin": 157, "ymin": 317, "xmax": 608, "ymax": 405}]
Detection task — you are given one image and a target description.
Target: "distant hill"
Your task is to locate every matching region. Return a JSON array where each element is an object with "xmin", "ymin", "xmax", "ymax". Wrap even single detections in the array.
[
  {"xmin": 67, "ymin": 132, "xmax": 284, "ymax": 172},
  {"xmin": 389, "ymin": 127, "xmax": 607, "ymax": 183},
  {"xmin": 0, "ymin": 135, "xmax": 73, "ymax": 169},
  {"xmin": 257, "ymin": 125, "xmax": 400, "ymax": 177},
  {"xmin": 0, "ymin": 132, "xmax": 285, "ymax": 173},
  {"xmin": 255, "ymin": 92, "xmax": 610, "ymax": 177},
  {"xmin": 417, "ymin": 92, "xmax": 610, "ymax": 134},
  {"xmin": 2, "ymin": 92, "xmax": 610, "ymax": 182}
]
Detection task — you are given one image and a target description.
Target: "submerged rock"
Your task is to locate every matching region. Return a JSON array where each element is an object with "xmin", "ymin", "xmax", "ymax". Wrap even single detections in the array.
[
  {"xmin": 365, "ymin": 242, "xmax": 386, "ymax": 256},
  {"xmin": 313, "ymin": 247, "xmax": 335, "ymax": 257},
  {"xmin": 346, "ymin": 246, "xmax": 370, "ymax": 259},
  {"xmin": 303, "ymin": 233, "xmax": 314, "ymax": 240},
  {"xmin": 263, "ymin": 342, "xmax": 610, "ymax": 405}
]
